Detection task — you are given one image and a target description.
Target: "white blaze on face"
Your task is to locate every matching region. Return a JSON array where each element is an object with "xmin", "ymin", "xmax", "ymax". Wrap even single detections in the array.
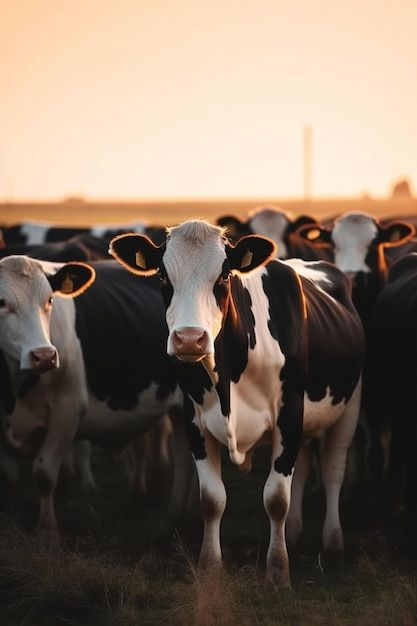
[
  {"xmin": 0, "ymin": 257, "xmax": 57, "ymax": 370},
  {"xmin": 163, "ymin": 221, "xmax": 227, "ymax": 358},
  {"xmin": 249, "ymin": 208, "xmax": 290, "ymax": 258},
  {"xmin": 332, "ymin": 212, "xmax": 378, "ymax": 274}
]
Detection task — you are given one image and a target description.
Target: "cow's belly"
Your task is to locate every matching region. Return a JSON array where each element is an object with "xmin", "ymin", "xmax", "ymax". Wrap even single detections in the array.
[
  {"xmin": 78, "ymin": 382, "xmax": 180, "ymax": 440},
  {"xmin": 303, "ymin": 388, "xmax": 347, "ymax": 439}
]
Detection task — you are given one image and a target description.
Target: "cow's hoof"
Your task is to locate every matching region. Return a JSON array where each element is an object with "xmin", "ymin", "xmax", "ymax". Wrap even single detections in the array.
[{"xmin": 265, "ymin": 568, "xmax": 292, "ymax": 589}]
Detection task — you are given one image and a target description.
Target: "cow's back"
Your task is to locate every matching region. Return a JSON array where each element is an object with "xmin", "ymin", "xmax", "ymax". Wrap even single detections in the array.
[{"xmin": 281, "ymin": 259, "xmax": 364, "ymax": 405}]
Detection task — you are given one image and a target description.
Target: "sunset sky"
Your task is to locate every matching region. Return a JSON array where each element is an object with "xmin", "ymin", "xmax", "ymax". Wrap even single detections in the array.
[{"xmin": 1, "ymin": 0, "xmax": 416, "ymax": 200}]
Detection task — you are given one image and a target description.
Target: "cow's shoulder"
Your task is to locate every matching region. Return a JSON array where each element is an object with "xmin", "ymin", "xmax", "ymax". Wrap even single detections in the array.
[{"xmin": 260, "ymin": 259, "xmax": 309, "ymax": 358}]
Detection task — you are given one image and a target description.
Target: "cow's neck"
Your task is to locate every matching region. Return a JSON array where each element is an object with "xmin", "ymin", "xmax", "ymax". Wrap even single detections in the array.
[{"xmin": 209, "ymin": 275, "xmax": 257, "ymax": 417}]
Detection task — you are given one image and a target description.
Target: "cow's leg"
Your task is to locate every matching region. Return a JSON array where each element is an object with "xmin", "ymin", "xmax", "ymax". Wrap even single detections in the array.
[
  {"xmin": 157, "ymin": 404, "xmax": 194, "ymax": 537},
  {"xmin": 33, "ymin": 412, "xmax": 79, "ymax": 549},
  {"xmin": 264, "ymin": 389, "xmax": 304, "ymax": 588},
  {"xmin": 73, "ymin": 440, "xmax": 97, "ymax": 494},
  {"xmin": 286, "ymin": 442, "xmax": 312, "ymax": 549},
  {"xmin": 156, "ymin": 414, "xmax": 173, "ymax": 467},
  {"xmin": 320, "ymin": 381, "xmax": 361, "ymax": 557},
  {"xmin": 263, "ymin": 460, "xmax": 292, "ymax": 587},
  {"xmin": 194, "ymin": 430, "xmax": 225, "ymax": 570},
  {"xmin": 128, "ymin": 432, "xmax": 151, "ymax": 497}
]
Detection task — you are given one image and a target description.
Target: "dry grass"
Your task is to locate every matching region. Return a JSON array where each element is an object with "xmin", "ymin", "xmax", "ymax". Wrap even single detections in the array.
[
  {"xmin": 0, "ymin": 520, "xmax": 148, "ymax": 625},
  {"xmin": 0, "ymin": 517, "xmax": 415, "ymax": 626}
]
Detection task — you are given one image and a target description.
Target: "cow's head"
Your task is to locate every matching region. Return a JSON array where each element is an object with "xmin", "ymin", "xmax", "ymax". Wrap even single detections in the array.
[
  {"xmin": 110, "ymin": 221, "xmax": 276, "ymax": 362},
  {"xmin": 297, "ymin": 212, "xmax": 414, "ymax": 279},
  {"xmin": 217, "ymin": 206, "xmax": 317, "ymax": 259},
  {"xmin": 0, "ymin": 256, "xmax": 95, "ymax": 373}
]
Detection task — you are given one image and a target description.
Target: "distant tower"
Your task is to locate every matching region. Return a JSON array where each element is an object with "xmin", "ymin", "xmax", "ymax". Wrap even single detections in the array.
[{"xmin": 303, "ymin": 125, "xmax": 313, "ymax": 200}]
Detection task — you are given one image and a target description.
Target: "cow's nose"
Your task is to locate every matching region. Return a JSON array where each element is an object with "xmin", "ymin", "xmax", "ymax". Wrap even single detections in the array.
[
  {"xmin": 29, "ymin": 348, "xmax": 58, "ymax": 372},
  {"xmin": 172, "ymin": 327, "xmax": 209, "ymax": 358}
]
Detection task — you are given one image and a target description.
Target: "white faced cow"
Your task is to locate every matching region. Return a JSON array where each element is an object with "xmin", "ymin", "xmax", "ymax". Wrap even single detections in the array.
[
  {"xmin": 0, "ymin": 256, "xmax": 95, "ymax": 535},
  {"xmin": 3, "ymin": 257, "xmax": 191, "ymax": 547},
  {"xmin": 217, "ymin": 206, "xmax": 320, "ymax": 259},
  {"xmin": 110, "ymin": 220, "xmax": 364, "ymax": 587},
  {"xmin": 297, "ymin": 211, "xmax": 415, "ymax": 333},
  {"xmin": 296, "ymin": 211, "xmax": 415, "ymax": 503}
]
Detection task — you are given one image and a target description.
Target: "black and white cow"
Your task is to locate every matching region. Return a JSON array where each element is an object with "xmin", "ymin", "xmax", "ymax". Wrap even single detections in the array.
[
  {"xmin": 0, "ymin": 220, "xmax": 166, "ymax": 247},
  {"xmin": 216, "ymin": 206, "xmax": 321, "ymax": 259},
  {"xmin": 0, "ymin": 257, "xmax": 95, "ymax": 505},
  {"xmin": 366, "ymin": 253, "xmax": 417, "ymax": 527},
  {"xmin": 296, "ymin": 211, "xmax": 415, "ymax": 333},
  {"xmin": 0, "ymin": 234, "xmax": 111, "ymax": 263},
  {"xmin": 296, "ymin": 211, "xmax": 415, "ymax": 498},
  {"xmin": 110, "ymin": 220, "xmax": 364, "ymax": 587},
  {"xmin": 2, "ymin": 257, "xmax": 191, "ymax": 546}
]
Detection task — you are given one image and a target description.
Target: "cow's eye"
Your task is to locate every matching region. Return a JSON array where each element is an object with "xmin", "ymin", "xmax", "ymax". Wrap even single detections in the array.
[
  {"xmin": 48, "ymin": 296, "xmax": 54, "ymax": 306},
  {"xmin": 0, "ymin": 298, "xmax": 5, "ymax": 308}
]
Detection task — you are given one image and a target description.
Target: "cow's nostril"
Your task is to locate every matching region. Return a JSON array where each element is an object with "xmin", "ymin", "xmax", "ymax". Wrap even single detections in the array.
[
  {"xmin": 196, "ymin": 331, "xmax": 207, "ymax": 347},
  {"xmin": 172, "ymin": 331, "xmax": 184, "ymax": 349},
  {"xmin": 29, "ymin": 348, "xmax": 58, "ymax": 370}
]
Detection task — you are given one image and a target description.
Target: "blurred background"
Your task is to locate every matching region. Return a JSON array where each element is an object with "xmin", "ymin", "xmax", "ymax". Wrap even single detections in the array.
[{"xmin": 1, "ymin": 0, "xmax": 416, "ymax": 222}]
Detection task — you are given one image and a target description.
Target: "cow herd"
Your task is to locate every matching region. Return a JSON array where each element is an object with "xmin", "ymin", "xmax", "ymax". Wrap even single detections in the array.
[{"xmin": 0, "ymin": 206, "xmax": 416, "ymax": 588}]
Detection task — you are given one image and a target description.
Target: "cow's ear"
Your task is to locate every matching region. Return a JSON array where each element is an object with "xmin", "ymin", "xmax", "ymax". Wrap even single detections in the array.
[
  {"xmin": 48, "ymin": 262, "xmax": 96, "ymax": 297},
  {"xmin": 226, "ymin": 235, "xmax": 277, "ymax": 273},
  {"xmin": 378, "ymin": 221, "xmax": 415, "ymax": 246},
  {"xmin": 296, "ymin": 224, "xmax": 333, "ymax": 247},
  {"xmin": 109, "ymin": 233, "xmax": 164, "ymax": 275},
  {"xmin": 288, "ymin": 215, "xmax": 319, "ymax": 234},
  {"xmin": 216, "ymin": 215, "xmax": 248, "ymax": 238}
]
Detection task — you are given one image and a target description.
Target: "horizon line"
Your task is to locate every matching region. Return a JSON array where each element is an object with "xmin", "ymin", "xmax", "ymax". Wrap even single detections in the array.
[{"xmin": 1, "ymin": 192, "xmax": 415, "ymax": 205}]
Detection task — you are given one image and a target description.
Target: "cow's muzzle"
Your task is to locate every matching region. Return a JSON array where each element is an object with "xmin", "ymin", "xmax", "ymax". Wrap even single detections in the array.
[
  {"xmin": 171, "ymin": 327, "xmax": 210, "ymax": 362},
  {"xmin": 27, "ymin": 348, "xmax": 58, "ymax": 372}
]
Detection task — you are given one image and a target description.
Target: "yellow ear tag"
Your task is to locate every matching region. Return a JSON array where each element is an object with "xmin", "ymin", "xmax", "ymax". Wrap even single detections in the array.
[
  {"xmin": 135, "ymin": 251, "xmax": 147, "ymax": 269},
  {"xmin": 241, "ymin": 249, "xmax": 253, "ymax": 269},
  {"xmin": 61, "ymin": 275, "xmax": 74, "ymax": 294},
  {"xmin": 307, "ymin": 228, "xmax": 321, "ymax": 241}
]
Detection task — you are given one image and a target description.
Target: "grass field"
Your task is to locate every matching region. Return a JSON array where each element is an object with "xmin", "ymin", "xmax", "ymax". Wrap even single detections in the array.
[{"xmin": 0, "ymin": 443, "xmax": 416, "ymax": 625}]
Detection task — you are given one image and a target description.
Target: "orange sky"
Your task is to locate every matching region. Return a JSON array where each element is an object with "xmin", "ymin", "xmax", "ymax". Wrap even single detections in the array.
[{"xmin": 1, "ymin": 0, "xmax": 416, "ymax": 200}]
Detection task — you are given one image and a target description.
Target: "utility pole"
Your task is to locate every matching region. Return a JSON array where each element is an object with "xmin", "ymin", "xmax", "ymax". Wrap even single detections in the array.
[{"xmin": 303, "ymin": 125, "xmax": 313, "ymax": 200}]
